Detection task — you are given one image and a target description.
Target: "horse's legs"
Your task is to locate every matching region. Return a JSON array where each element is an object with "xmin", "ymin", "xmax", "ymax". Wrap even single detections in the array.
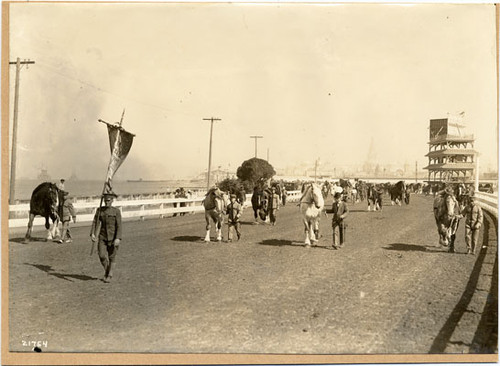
[
  {"xmin": 204, "ymin": 213, "xmax": 211, "ymax": 242},
  {"xmin": 52, "ymin": 216, "xmax": 61, "ymax": 241},
  {"xmin": 47, "ymin": 214, "xmax": 60, "ymax": 241},
  {"xmin": 313, "ymin": 220, "xmax": 320, "ymax": 241},
  {"xmin": 310, "ymin": 219, "xmax": 318, "ymax": 242},
  {"xmin": 24, "ymin": 213, "xmax": 35, "ymax": 242},
  {"xmin": 303, "ymin": 220, "xmax": 311, "ymax": 246},
  {"xmin": 45, "ymin": 217, "xmax": 54, "ymax": 240},
  {"xmin": 216, "ymin": 218, "xmax": 222, "ymax": 242}
]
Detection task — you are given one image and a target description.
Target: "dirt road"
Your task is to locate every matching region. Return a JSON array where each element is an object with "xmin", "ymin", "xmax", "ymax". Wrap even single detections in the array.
[{"xmin": 8, "ymin": 194, "xmax": 497, "ymax": 354}]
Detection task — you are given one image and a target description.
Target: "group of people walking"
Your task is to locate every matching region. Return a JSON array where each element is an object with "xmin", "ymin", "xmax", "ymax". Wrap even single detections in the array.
[
  {"xmin": 442, "ymin": 186, "xmax": 484, "ymax": 255},
  {"xmin": 45, "ymin": 177, "xmax": 485, "ymax": 284}
]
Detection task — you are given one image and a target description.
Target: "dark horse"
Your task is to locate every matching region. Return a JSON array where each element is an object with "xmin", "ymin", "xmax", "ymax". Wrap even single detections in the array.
[
  {"xmin": 24, "ymin": 182, "xmax": 61, "ymax": 243},
  {"xmin": 251, "ymin": 186, "xmax": 269, "ymax": 223},
  {"xmin": 390, "ymin": 181, "xmax": 406, "ymax": 206}
]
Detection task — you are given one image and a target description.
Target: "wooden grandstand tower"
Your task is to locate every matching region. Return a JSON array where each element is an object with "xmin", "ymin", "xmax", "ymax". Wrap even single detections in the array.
[{"xmin": 424, "ymin": 118, "xmax": 476, "ymax": 184}]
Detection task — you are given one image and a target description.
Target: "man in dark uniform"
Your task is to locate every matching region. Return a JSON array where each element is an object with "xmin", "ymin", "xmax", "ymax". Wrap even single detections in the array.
[
  {"xmin": 90, "ymin": 192, "xmax": 122, "ymax": 283},
  {"xmin": 327, "ymin": 192, "xmax": 349, "ymax": 249}
]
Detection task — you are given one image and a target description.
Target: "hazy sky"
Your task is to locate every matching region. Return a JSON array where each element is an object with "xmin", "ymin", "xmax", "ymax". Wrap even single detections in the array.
[{"xmin": 8, "ymin": 2, "xmax": 498, "ymax": 180}]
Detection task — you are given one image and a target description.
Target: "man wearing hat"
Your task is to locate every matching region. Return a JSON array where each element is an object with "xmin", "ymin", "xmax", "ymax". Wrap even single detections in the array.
[
  {"xmin": 225, "ymin": 193, "xmax": 242, "ymax": 242},
  {"xmin": 58, "ymin": 191, "xmax": 76, "ymax": 243},
  {"xmin": 327, "ymin": 191, "xmax": 349, "ymax": 249},
  {"xmin": 56, "ymin": 178, "xmax": 65, "ymax": 191},
  {"xmin": 268, "ymin": 186, "xmax": 281, "ymax": 226},
  {"xmin": 90, "ymin": 192, "xmax": 122, "ymax": 282},
  {"xmin": 462, "ymin": 192, "xmax": 483, "ymax": 255}
]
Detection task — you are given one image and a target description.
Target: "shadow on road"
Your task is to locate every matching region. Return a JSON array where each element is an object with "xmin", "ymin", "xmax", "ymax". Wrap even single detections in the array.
[
  {"xmin": 240, "ymin": 221, "xmax": 261, "ymax": 226},
  {"xmin": 171, "ymin": 235, "xmax": 203, "ymax": 242},
  {"xmin": 10, "ymin": 237, "xmax": 47, "ymax": 244},
  {"xmin": 25, "ymin": 263, "xmax": 99, "ymax": 282},
  {"xmin": 429, "ymin": 211, "xmax": 498, "ymax": 353},
  {"xmin": 258, "ymin": 239, "xmax": 331, "ymax": 250},
  {"xmin": 384, "ymin": 242, "xmax": 466, "ymax": 254},
  {"xmin": 258, "ymin": 239, "xmax": 295, "ymax": 247},
  {"xmin": 384, "ymin": 243, "xmax": 429, "ymax": 252}
]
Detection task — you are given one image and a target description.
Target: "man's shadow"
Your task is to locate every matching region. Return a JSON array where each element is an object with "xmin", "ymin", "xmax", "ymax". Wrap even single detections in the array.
[
  {"xmin": 258, "ymin": 239, "xmax": 331, "ymax": 249},
  {"xmin": 383, "ymin": 243, "xmax": 456, "ymax": 253},
  {"xmin": 171, "ymin": 235, "xmax": 203, "ymax": 242},
  {"xmin": 10, "ymin": 237, "xmax": 49, "ymax": 244},
  {"xmin": 25, "ymin": 263, "xmax": 99, "ymax": 282}
]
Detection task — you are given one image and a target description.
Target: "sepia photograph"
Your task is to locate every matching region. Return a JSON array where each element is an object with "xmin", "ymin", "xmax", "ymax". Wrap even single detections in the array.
[{"xmin": 2, "ymin": 1, "xmax": 498, "ymax": 364}]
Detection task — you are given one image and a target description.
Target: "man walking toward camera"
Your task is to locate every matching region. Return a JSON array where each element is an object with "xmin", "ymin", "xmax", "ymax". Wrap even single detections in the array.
[
  {"xmin": 327, "ymin": 192, "xmax": 349, "ymax": 250},
  {"xmin": 226, "ymin": 194, "xmax": 242, "ymax": 242},
  {"xmin": 90, "ymin": 192, "xmax": 122, "ymax": 283},
  {"xmin": 462, "ymin": 192, "xmax": 483, "ymax": 255}
]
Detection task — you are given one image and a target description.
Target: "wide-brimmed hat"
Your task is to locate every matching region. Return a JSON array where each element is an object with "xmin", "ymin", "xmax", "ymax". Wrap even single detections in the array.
[
  {"xmin": 334, "ymin": 192, "xmax": 342, "ymax": 199},
  {"xmin": 230, "ymin": 194, "xmax": 237, "ymax": 199}
]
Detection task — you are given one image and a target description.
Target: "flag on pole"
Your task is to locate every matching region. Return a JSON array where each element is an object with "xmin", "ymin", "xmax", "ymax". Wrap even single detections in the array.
[{"xmin": 98, "ymin": 119, "xmax": 135, "ymax": 194}]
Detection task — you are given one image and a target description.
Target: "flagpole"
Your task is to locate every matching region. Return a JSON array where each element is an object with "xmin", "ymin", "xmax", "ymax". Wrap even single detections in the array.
[{"xmin": 92, "ymin": 111, "xmax": 129, "ymax": 256}]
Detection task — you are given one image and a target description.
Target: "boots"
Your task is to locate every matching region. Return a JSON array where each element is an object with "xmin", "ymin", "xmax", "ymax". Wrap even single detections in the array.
[
  {"xmin": 101, "ymin": 259, "xmax": 110, "ymax": 280},
  {"xmin": 104, "ymin": 262, "xmax": 116, "ymax": 283}
]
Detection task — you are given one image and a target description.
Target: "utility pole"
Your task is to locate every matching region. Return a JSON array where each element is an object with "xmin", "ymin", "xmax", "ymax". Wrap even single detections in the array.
[
  {"xmin": 267, "ymin": 148, "xmax": 270, "ymax": 162},
  {"xmin": 203, "ymin": 117, "xmax": 221, "ymax": 190},
  {"xmin": 250, "ymin": 135, "xmax": 263, "ymax": 158},
  {"xmin": 314, "ymin": 158, "xmax": 320, "ymax": 183},
  {"xmin": 415, "ymin": 161, "xmax": 418, "ymax": 183},
  {"xmin": 9, "ymin": 58, "xmax": 35, "ymax": 205}
]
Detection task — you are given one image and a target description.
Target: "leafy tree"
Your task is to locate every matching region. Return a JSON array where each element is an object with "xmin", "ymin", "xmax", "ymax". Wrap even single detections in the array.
[
  {"xmin": 236, "ymin": 158, "xmax": 276, "ymax": 190},
  {"xmin": 218, "ymin": 178, "xmax": 247, "ymax": 203}
]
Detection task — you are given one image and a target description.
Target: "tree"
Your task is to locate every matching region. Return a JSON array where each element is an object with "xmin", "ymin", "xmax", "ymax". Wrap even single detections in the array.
[
  {"xmin": 217, "ymin": 178, "xmax": 245, "ymax": 194},
  {"xmin": 236, "ymin": 158, "xmax": 276, "ymax": 190}
]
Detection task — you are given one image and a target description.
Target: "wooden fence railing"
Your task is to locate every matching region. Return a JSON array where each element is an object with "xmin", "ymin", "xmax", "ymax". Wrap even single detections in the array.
[
  {"xmin": 474, "ymin": 191, "xmax": 498, "ymax": 217},
  {"xmin": 8, "ymin": 190, "xmax": 303, "ymax": 228}
]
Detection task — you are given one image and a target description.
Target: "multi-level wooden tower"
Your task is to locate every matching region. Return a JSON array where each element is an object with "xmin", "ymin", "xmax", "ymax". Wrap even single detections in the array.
[{"xmin": 424, "ymin": 118, "xmax": 476, "ymax": 184}]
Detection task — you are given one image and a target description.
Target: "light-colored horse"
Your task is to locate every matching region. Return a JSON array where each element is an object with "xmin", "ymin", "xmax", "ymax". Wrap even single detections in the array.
[
  {"xmin": 300, "ymin": 183, "xmax": 325, "ymax": 247},
  {"xmin": 203, "ymin": 188, "xmax": 229, "ymax": 242},
  {"xmin": 433, "ymin": 191, "xmax": 461, "ymax": 248}
]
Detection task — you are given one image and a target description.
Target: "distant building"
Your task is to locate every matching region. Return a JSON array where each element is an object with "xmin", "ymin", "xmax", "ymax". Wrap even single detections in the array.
[
  {"xmin": 424, "ymin": 118, "xmax": 476, "ymax": 184},
  {"xmin": 196, "ymin": 168, "xmax": 236, "ymax": 184}
]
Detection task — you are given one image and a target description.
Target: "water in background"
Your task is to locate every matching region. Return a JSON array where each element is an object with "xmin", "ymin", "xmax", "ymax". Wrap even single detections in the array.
[{"xmin": 13, "ymin": 179, "xmax": 206, "ymax": 202}]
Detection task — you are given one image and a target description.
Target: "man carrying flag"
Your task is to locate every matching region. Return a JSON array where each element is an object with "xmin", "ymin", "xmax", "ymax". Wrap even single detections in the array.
[
  {"xmin": 90, "ymin": 111, "xmax": 134, "ymax": 283},
  {"xmin": 91, "ymin": 192, "xmax": 122, "ymax": 282}
]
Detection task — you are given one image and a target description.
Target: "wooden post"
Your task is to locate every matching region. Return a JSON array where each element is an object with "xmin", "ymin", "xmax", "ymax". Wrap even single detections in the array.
[
  {"xmin": 204, "ymin": 117, "xmax": 221, "ymax": 190},
  {"xmin": 9, "ymin": 58, "xmax": 35, "ymax": 204}
]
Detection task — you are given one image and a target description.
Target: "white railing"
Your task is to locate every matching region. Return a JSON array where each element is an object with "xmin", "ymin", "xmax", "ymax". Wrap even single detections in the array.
[
  {"xmin": 9, "ymin": 190, "xmax": 303, "ymax": 228},
  {"xmin": 474, "ymin": 191, "xmax": 498, "ymax": 217}
]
